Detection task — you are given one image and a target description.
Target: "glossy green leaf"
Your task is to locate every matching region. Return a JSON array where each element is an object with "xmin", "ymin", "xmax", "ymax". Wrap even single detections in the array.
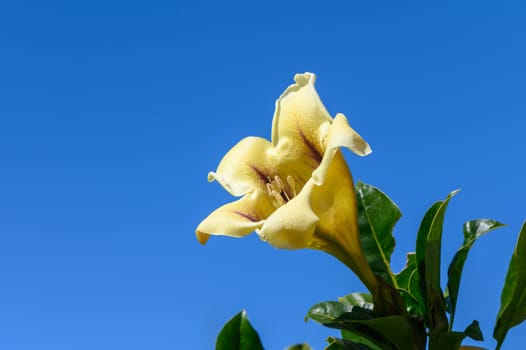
[
  {"xmin": 307, "ymin": 300, "xmax": 413, "ymax": 350},
  {"xmin": 215, "ymin": 310, "xmax": 264, "ymax": 350},
  {"xmin": 434, "ymin": 320, "xmax": 484, "ymax": 350},
  {"xmin": 415, "ymin": 190, "xmax": 458, "ymax": 349},
  {"xmin": 464, "ymin": 320, "xmax": 483, "ymax": 341},
  {"xmin": 494, "ymin": 222, "xmax": 526, "ymax": 350},
  {"xmin": 338, "ymin": 293, "xmax": 373, "ymax": 311},
  {"xmin": 415, "ymin": 201, "xmax": 441, "ymax": 291},
  {"xmin": 415, "ymin": 200, "xmax": 441, "ymax": 321},
  {"xmin": 337, "ymin": 294, "xmax": 393, "ymax": 349},
  {"xmin": 446, "ymin": 219, "xmax": 504, "ymax": 327},
  {"xmin": 306, "ymin": 300, "xmax": 387, "ymax": 350},
  {"xmin": 396, "ymin": 253, "xmax": 425, "ymax": 317},
  {"xmin": 357, "ymin": 316, "xmax": 413, "ymax": 350},
  {"xmin": 437, "ymin": 331, "xmax": 465, "ymax": 350},
  {"xmin": 341, "ymin": 329, "xmax": 389, "ymax": 350},
  {"xmin": 307, "ymin": 301, "xmax": 373, "ymax": 326},
  {"xmin": 356, "ymin": 182, "xmax": 401, "ymax": 285}
]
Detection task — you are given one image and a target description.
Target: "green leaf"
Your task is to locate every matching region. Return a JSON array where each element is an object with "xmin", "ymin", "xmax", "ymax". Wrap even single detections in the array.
[
  {"xmin": 446, "ymin": 219, "xmax": 504, "ymax": 327},
  {"xmin": 356, "ymin": 182, "xmax": 401, "ymax": 285},
  {"xmin": 437, "ymin": 331, "xmax": 465, "ymax": 350},
  {"xmin": 415, "ymin": 201, "xmax": 442, "ymax": 296},
  {"xmin": 494, "ymin": 222, "xmax": 526, "ymax": 349},
  {"xmin": 215, "ymin": 310, "xmax": 264, "ymax": 350},
  {"xmin": 415, "ymin": 190, "xmax": 458, "ymax": 349},
  {"xmin": 338, "ymin": 293, "xmax": 374, "ymax": 311},
  {"xmin": 341, "ymin": 329, "xmax": 389, "ymax": 350},
  {"xmin": 396, "ymin": 253, "xmax": 425, "ymax": 317},
  {"xmin": 357, "ymin": 316, "xmax": 413, "ymax": 350},
  {"xmin": 306, "ymin": 300, "xmax": 413, "ymax": 350},
  {"xmin": 337, "ymin": 294, "xmax": 393, "ymax": 349},
  {"xmin": 307, "ymin": 301, "xmax": 373, "ymax": 326},
  {"xmin": 464, "ymin": 320, "xmax": 483, "ymax": 341},
  {"xmin": 434, "ymin": 320, "xmax": 484, "ymax": 350}
]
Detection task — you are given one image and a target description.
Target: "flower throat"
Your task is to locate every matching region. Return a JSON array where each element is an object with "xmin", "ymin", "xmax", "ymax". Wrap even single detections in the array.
[{"xmin": 266, "ymin": 175, "xmax": 297, "ymax": 208}]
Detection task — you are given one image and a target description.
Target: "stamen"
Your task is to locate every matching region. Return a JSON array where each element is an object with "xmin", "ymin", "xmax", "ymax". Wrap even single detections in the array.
[
  {"xmin": 286, "ymin": 176, "xmax": 296, "ymax": 197},
  {"xmin": 266, "ymin": 183, "xmax": 278, "ymax": 208},
  {"xmin": 274, "ymin": 175, "xmax": 291, "ymax": 201},
  {"xmin": 267, "ymin": 176, "xmax": 281, "ymax": 194},
  {"xmin": 269, "ymin": 180, "xmax": 281, "ymax": 194},
  {"xmin": 274, "ymin": 175, "xmax": 285, "ymax": 191},
  {"xmin": 265, "ymin": 174, "xmax": 299, "ymax": 208},
  {"xmin": 266, "ymin": 183, "xmax": 274, "ymax": 197},
  {"xmin": 271, "ymin": 189, "xmax": 286, "ymax": 206}
]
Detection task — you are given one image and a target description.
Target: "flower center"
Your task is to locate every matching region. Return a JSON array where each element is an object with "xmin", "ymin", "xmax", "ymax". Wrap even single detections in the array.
[{"xmin": 266, "ymin": 175, "xmax": 297, "ymax": 209}]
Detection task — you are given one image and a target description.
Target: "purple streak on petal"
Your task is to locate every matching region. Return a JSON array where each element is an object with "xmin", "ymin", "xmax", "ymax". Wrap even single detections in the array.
[
  {"xmin": 298, "ymin": 128, "xmax": 322, "ymax": 164},
  {"xmin": 249, "ymin": 164, "xmax": 270, "ymax": 183},
  {"xmin": 233, "ymin": 210, "xmax": 259, "ymax": 222}
]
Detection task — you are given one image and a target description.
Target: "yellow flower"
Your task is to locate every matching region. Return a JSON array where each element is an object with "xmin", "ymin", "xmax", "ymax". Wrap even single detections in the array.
[{"xmin": 196, "ymin": 73, "xmax": 377, "ymax": 291}]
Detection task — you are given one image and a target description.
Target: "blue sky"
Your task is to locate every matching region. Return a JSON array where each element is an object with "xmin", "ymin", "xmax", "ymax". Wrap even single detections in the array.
[{"xmin": 1, "ymin": 1, "xmax": 525, "ymax": 349}]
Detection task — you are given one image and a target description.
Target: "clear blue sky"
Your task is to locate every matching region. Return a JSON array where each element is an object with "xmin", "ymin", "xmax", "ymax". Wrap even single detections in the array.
[{"xmin": 1, "ymin": 1, "xmax": 525, "ymax": 349}]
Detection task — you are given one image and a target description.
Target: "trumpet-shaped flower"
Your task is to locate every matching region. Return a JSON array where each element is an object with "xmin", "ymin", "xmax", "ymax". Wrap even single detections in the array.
[{"xmin": 196, "ymin": 73, "xmax": 377, "ymax": 291}]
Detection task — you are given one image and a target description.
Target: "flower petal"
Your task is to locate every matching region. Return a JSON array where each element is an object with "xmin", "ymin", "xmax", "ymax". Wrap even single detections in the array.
[
  {"xmin": 195, "ymin": 192, "xmax": 268, "ymax": 244},
  {"xmin": 271, "ymin": 73, "xmax": 332, "ymax": 169},
  {"xmin": 309, "ymin": 150, "xmax": 378, "ymax": 290},
  {"xmin": 312, "ymin": 113, "xmax": 371, "ymax": 186},
  {"xmin": 256, "ymin": 180, "xmax": 318, "ymax": 249},
  {"xmin": 209, "ymin": 136, "xmax": 276, "ymax": 197},
  {"xmin": 329, "ymin": 113, "xmax": 371, "ymax": 156}
]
